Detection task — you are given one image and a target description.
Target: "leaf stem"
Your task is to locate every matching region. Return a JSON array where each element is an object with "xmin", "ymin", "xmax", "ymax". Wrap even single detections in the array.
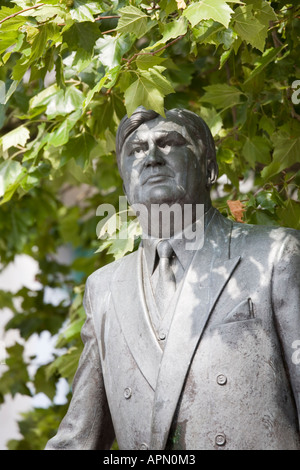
[
  {"xmin": 0, "ymin": 3, "xmax": 45, "ymax": 25},
  {"xmin": 94, "ymin": 15, "xmax": 120, "ymax": 21}
]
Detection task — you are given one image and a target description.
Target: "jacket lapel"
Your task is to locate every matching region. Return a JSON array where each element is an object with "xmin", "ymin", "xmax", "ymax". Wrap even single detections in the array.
[
  {"xmin": 109, "ymin": 248, "xmax": 162, "ymax": 391},
  {"xmin": 150, "ymin": 211, "xmax": 241, "ymax": 449}
]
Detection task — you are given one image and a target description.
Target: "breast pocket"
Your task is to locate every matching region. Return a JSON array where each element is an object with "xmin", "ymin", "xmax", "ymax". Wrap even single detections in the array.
[{"xmin": 220, "ymin": 298, "xmax": 256, "ymax": 325}]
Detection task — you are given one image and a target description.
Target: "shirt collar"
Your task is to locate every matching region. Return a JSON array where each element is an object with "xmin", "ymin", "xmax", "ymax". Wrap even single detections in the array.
[{"xmin": 142, "ymin": 206, "xmax": 216, "ymax": 275}]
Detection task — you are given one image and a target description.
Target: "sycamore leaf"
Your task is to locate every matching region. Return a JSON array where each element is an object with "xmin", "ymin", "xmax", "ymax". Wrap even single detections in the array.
[
  {"xmin": 147, "ymin": 17, "xmax": 188, "ymax": 50},
  {"xmin": 0, "ymin": 126, "xmax": 30, "ymax": 154},
  {"xmin": 124, "ymin": 67, "xmax": 174, "ymax": 117},
  {"xmin": 232, "ymin": 4, "xmax": 266, "ymax": 52},
  {"xmin": 198, "ymin": 107, "xmax": 223, "ymax": 137},
  {"xmin": 183, "ymin": 0, "xmax": 234, "ymax": 29},
  {"xmin": 83, "ymin": 74, "xmax": 108, "ymax": 109},
  {"xmin": 227, "ymin": 200, "xmax": 245, "ymax": 223},
  {"xmin": 47, "ymin": 109, "xmax": 82, "ymax": 147},
  {"xmin": 95, "ymin": 34, "xmax": 133, "ymax": 69},
  {"xmin": 145, "ymin": 66, "xmax": 175, "ymax": 95},
  {"xmin": 136, "ymin": 55, "xmax": 165, "ymax": 70},
  {"xmin": 261, "ymin": 131, "xmax": 300, "ymax": 180},
  {"xmin": 63, "ymin": 21, "xmax": 101, "ymax": 53},
  {"xmin": 0, "ymin": 160, "xmax": 27, "ymax": 203},
  {"xmin": 277, "ymin": 200, "xmax": 300, "ymax": 230},
  {"xmin": 254, "ymin": 0, "xmax": 277, "ymax": 27},
  {"xmin": 244, "ymin": 47, "xmax": 285, "ymax": 84},
  {"xmin": 70, "ymin": 0, "xmax": 103, "ymax": 22},
  {"xmin": 117, "ymin": 6, "xmax": 149, "ymax": 39},
  {"xmin": 46, "ymin": 346, "xmax": 82, "ymax": 384},
  {"xmin": 242, "ymin": 136, "xmax": 271, "ymax": 168},
  {"xmin": 125, "ymin": 75, "xmax": 165, "ymax": 117},
  {"xmin": 201, "ymin": 83, "xmax": 243, "ymax": 110}
]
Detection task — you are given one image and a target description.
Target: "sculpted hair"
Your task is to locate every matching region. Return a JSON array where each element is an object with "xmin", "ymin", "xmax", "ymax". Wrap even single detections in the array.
[{"xmin": 115, "ymin": 106, "xmax": 218, "ymax": 183}]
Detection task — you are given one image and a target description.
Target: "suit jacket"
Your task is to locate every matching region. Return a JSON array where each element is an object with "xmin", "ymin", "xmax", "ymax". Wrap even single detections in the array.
[{"xmin": 46, "ymin": 209, "xmax": 300, "ymax": 450}]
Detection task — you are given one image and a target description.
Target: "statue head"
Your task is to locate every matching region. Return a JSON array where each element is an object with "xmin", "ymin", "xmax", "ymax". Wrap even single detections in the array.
[{"xmin": 116, "ymin": 107, "xmax": 218, "ymax": 213}]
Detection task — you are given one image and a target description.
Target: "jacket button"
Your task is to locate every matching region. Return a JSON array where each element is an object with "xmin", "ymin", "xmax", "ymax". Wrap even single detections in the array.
[
  {"xmin": 159, "ymin": 331, "xmax": 166, "ymax": 341},
  {"xmin": 215, "ymin": 433, "xmax": 226, "ymax": 446},
  {"xmin": 140, "ymin": 443, "xmax": 148, "ymax": 450},
  {"xmin": 216, "ymin": 374, "xmax": 227, "ymax": 385},
  {"xmin": 124, "ymin": 387, "xmax": 132, "ymax": 399}
]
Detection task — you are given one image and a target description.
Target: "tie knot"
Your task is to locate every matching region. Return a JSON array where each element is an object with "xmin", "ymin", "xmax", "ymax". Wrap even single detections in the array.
[{"xmin": 157, "ymin": 240, "xmax": 173, "ymax": 259}]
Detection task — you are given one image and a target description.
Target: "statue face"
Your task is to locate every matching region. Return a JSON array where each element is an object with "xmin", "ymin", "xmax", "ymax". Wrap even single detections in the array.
[{"xmin": 119, "ymin": 115, "xmax": 210, "ymax": 209}]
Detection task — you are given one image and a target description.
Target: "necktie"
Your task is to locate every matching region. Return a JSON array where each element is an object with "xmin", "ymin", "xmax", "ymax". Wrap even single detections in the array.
[{"xmin": 154, "ymin": 240, "xmax": 176, "ymax": 316}]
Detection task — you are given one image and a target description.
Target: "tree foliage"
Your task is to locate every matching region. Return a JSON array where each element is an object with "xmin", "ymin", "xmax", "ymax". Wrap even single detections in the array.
[{"xmin": 0, "ymin": 0, "xmax": 299, "ymax": 449}]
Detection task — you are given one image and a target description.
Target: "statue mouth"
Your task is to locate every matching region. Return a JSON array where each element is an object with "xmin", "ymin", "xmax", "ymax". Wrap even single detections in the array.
[{"xmin": 142, "ymin": 172, "xmax": 174, "ymax": 185}]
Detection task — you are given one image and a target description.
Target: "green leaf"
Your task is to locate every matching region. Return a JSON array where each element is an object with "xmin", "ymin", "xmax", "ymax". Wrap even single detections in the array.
[
  {"xmin": 34, "ymin": 365, "xmax": 57, "ymax": 401},
  {"xmin": 0, "ymin": 160, "xmax": 27, "ymax": 204},
  {"xmin": 198, "ymin": 107, "xmax": 223, "ymax": 137},
  {"xmin": 244, "ymin": 47, "xmax": 285, "ymax": 84},
  {"xmin": 218, "ymin": 147, "xmax": 235, "ymax": 163},
  {"xmin": 28, "ymin": 5, "xmax": 67, "ymax": 23},
  {"xmin": 47, "ymin": 109, "xmax": 82, "ymax": 147},
  {"xmin": 97, "ymin": 219, "xmax": 141, "ymax": 260},
  {"xmin": 46, "ymin": 87, "xmax": 84, "ymax": 119},
  {"xmin": 242, "ymin": 136, "xmax": 271, "ymax": 168},
  {"xmin": 125, "ymin": 75, "xmax": 164, "ymax": 117},
  {"xmin": 256, "ymin": 190, "xmax": 278, "ymax": 214},
  {"xmin": 0, "ymin": 125, "xmax": 30, "ymax": 154},
  {"xmin": 83, "ymin": 74, "xmax": 108, "ymax": 109},
  {"xmin": 63, "ymin": 21, "xmax": 100, "ymax": 53},
  {"xmin": 64, "ymin": 133, "xmax": 96, "ymax": 168},
  {"xmin": 46, "ymin": 346, "xmax": 82, "ymax": 384},
  {"xmin": 136, "ymin": 54, "xmax": 165, "ymax": 70},
  {"xmin": 124, "ymin": 67, "xmax": 174, "ymax": 117},
  {"xmin": 159, "ymin": 0, "xmax": 178, "ymax": 16},
  {"xmin": 201, "ymin": 83, "xmax": 243, "ymax": 109},
  {"xmin": 145, "ymin": 66, "xmax": 175, "ymax": 95},
  {"xmin": 232, "ymin": 4, "xmax": 266, "ymax": 52},
  {"xmin": 70, "ymin": 0, "xmax": 102, "ymax": 22},
  {"xmin": 253, "ymin": 0, "xmax": 277, "ymax": 27},
  {"xmin": 147, "ymin": 17, "xmax": 188, "ymax": 50},
  {"xmin": 117, "ymin": 6, "xmax": 149, "ymax": 39},
  {"xmin": 259, "ymin": 115, "xmax": 275, "ymax": 136},
  {"xmin": 183, "ymin": 0, "xmax": 234, "ymax": 29},
  {"xmin": 30, "ymin": 85, "xmax": 84, "ymax": 118},
  {"xmin": 0, "ymin": 5, "xmax": 26, "ymax": 31},
  {"xmin": 261, "ymin": 130, "xmax": 300, "ymax": 180},
  {"xmin": 95, "ymin": 34, "xmax": 133, "ymax": 69},
  {"xmin": 0, "ymin": 343, "xmax": 31, "ymax": 398},
  {"xmin": 277, "ymin": 200, "xmax": 300, "ymax": 230}
]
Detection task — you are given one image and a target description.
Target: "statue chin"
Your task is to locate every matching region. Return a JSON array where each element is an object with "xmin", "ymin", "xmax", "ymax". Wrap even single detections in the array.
[{"xmin": 143, "ymin": 184, "xmax": 185, "ymax": 206}]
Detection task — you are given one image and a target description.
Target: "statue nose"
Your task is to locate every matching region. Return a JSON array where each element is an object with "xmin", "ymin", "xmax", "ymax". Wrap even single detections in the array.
[{"xmin": 145, "ymin": 145, "xmax": 165, "ymax": 166}]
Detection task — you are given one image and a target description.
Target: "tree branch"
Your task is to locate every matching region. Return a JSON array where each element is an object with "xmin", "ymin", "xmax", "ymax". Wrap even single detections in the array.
[
  {"xmin": 94, "ymin": 15, "xmax": 120, "ymax": 21},
  {"xmin": 124, "ymin": 34, "xmax": 186, "ymax": 65},
  {"xmin": 0, "ymin": 3, "xmax": 45, "ymax": 25}
]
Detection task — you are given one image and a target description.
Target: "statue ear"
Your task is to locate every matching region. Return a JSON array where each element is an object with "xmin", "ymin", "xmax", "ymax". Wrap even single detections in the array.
[{"xmin": 207, "ymin": 160, "xmax": 218, "ymax": 187}]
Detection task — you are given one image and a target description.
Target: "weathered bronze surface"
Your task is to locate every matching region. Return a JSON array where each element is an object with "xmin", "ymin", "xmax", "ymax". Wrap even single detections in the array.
[{"xmin": 46, "ymin": 107, "xmax": 300, "ymax": 450}]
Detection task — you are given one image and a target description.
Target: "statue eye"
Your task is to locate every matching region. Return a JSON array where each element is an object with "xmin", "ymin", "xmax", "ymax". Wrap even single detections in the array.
[
  {"xmin": 158, "ymin": 140, "xmax": 172, "ymax": 149},
  {"xmin": 129, "ymin": 143, "xmax": 147, "ymax": 156},
  {"xmin": 157, "ymin": 133, "xmax": 186, "ymax": 148}
]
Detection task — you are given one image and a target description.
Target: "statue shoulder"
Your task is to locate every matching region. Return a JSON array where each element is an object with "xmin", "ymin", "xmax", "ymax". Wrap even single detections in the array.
[{"xmin": 86, "ymin": 250, "xmax": 139, "ymax": 291}]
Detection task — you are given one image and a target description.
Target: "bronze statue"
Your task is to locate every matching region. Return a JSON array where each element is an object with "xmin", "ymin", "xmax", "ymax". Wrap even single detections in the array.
[{"xmin": 46, "ymin": 107, "xmax": 300, "ymax": 450}]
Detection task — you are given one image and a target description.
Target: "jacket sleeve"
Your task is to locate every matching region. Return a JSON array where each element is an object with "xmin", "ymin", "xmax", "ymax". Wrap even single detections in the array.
[
  {"xmin": 272, "ymin": 230, "xmax": 300, "ymax": 430},
  {"xmin": 45, "ymin": 279, "xmax": 115, "ymax": 450}
]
